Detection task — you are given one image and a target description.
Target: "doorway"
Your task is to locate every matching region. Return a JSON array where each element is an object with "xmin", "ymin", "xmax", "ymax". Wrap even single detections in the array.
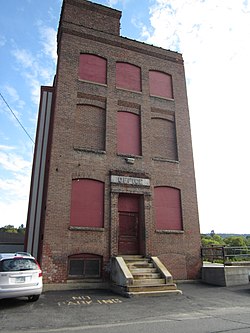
[{"xmin": 118, "ymin": 194, "xmax": 141, "ymax": 255}]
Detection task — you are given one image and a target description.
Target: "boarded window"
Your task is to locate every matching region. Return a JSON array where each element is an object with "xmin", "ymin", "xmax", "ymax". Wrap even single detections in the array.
[
  {"xmin": 68, "ymin": 254, "xmax": 101, "ymax": 278},
  {"xmin": 151, "ymin": 118, "xmax": 178, "ymax": 160},
  {"xmin": 70, "ymin": 179, "xmax": 104, "ymax": 228},
  {"xmin": 78, "ymin": 54, "xmax": 107, "ymax": 84},
  {"xmin": 154, "ymin": 187, "xmax": 182, "ymax": 230},
  {"xmin": 116, "ymin": 62, "xmax": 141, "ymax": 92},
  {"xmin": 74, "ymin": 104, "xmax": 106, "ymax": 151},
  {"xmin": 149, "ymin": 71, "xmax": 173, "ymax": 99},
  {"xmin": 117, "ymin": 111, "xmax": 141, "ymax": 156}
]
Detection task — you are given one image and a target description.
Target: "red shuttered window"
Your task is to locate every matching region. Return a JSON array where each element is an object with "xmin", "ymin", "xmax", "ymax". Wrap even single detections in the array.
[
  {"xmin": 116, "ymin": 62, "xmax": 141, "ymax": 92},
  {"xmin": 154, "ymin": 187, "xmax": 182, "ymax": 231},
  {"xmin": 149, "ymin": 71, "xmax": 173, "ymax": 99},
  {"xmin": 70, "ymin": 179, "xmax": 104, "ymax": 228},
  {"xmin": 78, "ymin": 54, "xmax": 107, "ymax": 84},
  {"xmin": 117, "ymin": 111, "xmax": 141, "ymax": 156}
]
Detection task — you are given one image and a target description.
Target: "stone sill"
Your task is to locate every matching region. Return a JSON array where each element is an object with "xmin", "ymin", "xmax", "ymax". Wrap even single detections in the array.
[
  {"xmin": 152, "ymin": 157, "xmax": 179, "ymax": 163},
  {"xmin": 117, "ymin": 153, "xmax": 142, "ymax": 159},
  {"xmin": 78, "ymin": 79, "xmax": 107, "ymax": 87},
  {"xmin": 156, "ymin": 230, "xmax": 184, "ymax": 234},
  {"xmin": 69, "ymin": 227, "xmax": 105, "ymax": 232},
  {"xmin": 74, "ymin": 147, "xmax": 106, "ymax": 154},
  {"xmin": 116, "ymin": 87, "xmax": 142, "ymax": 94}
]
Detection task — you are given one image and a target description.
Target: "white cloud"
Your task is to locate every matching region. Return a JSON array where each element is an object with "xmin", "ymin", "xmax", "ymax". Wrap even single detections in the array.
[
  {"xmin": 0, "ymin": 149, "xmax": 32, "ymax": 227},
  {"xmin": 48, "ymin": 6, "xmax": 58, "ymax": 21},
  {"xmin": 0, "ymin": 35, "xmax": 6, "ymax": 47},
  {"xmin": 11, "ymin": 48, "xmax": 35, "ymax": 69},
  {"xmin": 0, "ymin": 200, "xmax": 28, "ymax": 228},
  {"xmin": 24, "ymin": 73, "xmax": 41, "ymax": 105},
  {"xmin": 11, "ymin": 47, "xmax": 41, "ymax": 106},
  {"xmin": 142, "ymin": 0, "xmax": 250, "ymax": 233},
  {"xmin": 0, "ymin": 11, "xmax": 58, "ymax": 229},
  {"xmin": 107, "ymin": 0, "xmax": 120, "ymax": 6},
  {"xmin": 4, "ymin": 85, "xmax": 25, "ymax": 109},
  {"xmin": 0, "ymin": 150, "xmax": 31, "ymax": 173},
  {"xmin": 0, "ymin": 86, "xmax": 25, "ymax": 128},
  {"xmin": 0, "ymin": 144, "xmax": 15, "ymax": 151},
  {"xmin": 11, "ymin": 22, "xmax": 57, "ymax": 107},
  {"xmin": 38, "ymin": 23, "xmax": 57, "ymax": 64},
  {"xmin": 0, "ymin": 174, "xmax": 30, "ymax": 199},
  {"xmin": 106, "ymin": 0, "xmax": 129, "ymax": 8}
]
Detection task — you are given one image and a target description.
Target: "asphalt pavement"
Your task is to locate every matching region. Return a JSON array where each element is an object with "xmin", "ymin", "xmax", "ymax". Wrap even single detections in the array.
[{"xmin": 1, "ymin": 282, "xmax": 250, "ymax": 333}]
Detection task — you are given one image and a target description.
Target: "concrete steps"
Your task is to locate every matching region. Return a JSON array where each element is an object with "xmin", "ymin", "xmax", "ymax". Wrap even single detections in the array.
[
  {"xmin": 127, "ymin": 283, "xmax": 178, "ymax": 292},
  {"xmin": 133, "ymin": 278, "xmax": 166, "ymax": 285},
  {"xmin": 130, "ymin": 267, "xmax": 156, "ymax": 273},
  {"xmin": 117, "ymin": 255, "xmax": 182, "ymax": 297},
  {"xmin": 132, "ymin": 272, "xmax": 162, "ymax": 279}
]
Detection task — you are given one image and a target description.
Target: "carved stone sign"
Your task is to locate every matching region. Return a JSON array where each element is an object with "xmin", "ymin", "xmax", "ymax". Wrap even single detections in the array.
[{"xmin": 111, "ymin": 175, "xmax": 150, "ymax": 186}]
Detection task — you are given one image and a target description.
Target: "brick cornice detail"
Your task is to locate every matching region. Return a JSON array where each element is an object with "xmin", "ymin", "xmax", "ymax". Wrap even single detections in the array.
[{"xmin": 59, "ymin": 26, "xmax": 183, "ymax": 65}]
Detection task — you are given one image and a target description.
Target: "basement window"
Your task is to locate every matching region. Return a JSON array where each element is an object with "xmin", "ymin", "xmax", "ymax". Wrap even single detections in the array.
[{"xmin": 68, "ymin": 254, "xmax": 102, "ymax": 279}]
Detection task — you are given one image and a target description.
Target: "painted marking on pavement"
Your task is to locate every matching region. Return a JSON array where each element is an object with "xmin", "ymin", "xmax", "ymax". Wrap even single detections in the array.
[{"xmin": 57, "ymin": 295, "xmax": 122, "ymax": 306}]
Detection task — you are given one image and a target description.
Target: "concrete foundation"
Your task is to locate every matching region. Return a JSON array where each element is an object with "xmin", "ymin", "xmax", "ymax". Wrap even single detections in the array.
[{"xmin": 202, "ymin": 265, "xmax": 250, "ymax": 287}]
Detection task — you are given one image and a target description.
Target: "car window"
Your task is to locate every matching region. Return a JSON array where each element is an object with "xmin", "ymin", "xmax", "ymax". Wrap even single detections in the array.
[{"xmin": 0, "ymin": 258, "xmax": 38, "ymax": 272}]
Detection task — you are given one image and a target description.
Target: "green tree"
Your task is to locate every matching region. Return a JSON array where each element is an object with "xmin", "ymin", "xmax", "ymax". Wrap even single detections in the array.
[
  {"xmin": 17, "ymin": 224, "xmax": 26, "ymax": 235},
  {"xmin": 224, "ymin": 236, "xmax": 248, "ymax": 261},
  {"xmin": 224, "ymin": 236, "xmax": 247, "ymax": 247},
  {"xmin": 201, "ymin": 233, "xmax": 225, "ymax": 247},
  {"xmin": 245, "ymin": 236, "xmax": 250, "ymax": 246},
  {"xmin": 0, "ymin": 225, "xmax": 18, "ymax": 233}
]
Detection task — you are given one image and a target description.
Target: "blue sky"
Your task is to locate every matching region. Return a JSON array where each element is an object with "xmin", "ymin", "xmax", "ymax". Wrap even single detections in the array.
[{"xmin": 0, "ymin": 0, "xmax": 250, "ymax": 234}]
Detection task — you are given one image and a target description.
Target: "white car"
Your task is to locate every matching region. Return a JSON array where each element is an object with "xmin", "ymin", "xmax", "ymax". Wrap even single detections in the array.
[{"xmin": 0, "ymin": 252, "xmax": 43, "ymax": 302}]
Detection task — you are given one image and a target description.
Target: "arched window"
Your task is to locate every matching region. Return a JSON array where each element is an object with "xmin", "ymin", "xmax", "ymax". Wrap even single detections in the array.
[
  {"xmin": 154, "ymin": 187, "xmax": 182, "ymax": 230},
  {"xmin": 117, "ymin": 111, "xmax": 141, "ymax": 156},
  {"xmin": 70, "ymin": 179, "xmax": 104, "ymax": 228},
  {"xmin": 149, "ymin": 71, "xmax": 173, "ymax": 99},
  {"xmin": 78, "ymin": 54, "xmax": 107, "ymax": 84},
  {"xmin": 68, "ymin": 254, "xmax": 102, "ymax": 278},
  {"xmin": 116, "ymin": 62, "xmax": 141, "ymax": 92}
]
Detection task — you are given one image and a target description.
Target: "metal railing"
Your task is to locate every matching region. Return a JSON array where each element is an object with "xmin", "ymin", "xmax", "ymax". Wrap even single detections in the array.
[{"xmin": 201, "ymin": 246, "xmax": 250, "ymax": 265}]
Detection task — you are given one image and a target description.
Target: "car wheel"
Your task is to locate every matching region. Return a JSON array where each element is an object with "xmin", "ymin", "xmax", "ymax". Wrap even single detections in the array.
[{"xmin": 28, "ymin": 295, "xmax": 40, "ymax": 302}]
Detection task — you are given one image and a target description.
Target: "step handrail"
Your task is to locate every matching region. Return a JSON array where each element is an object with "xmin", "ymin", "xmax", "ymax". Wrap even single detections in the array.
[
  {"xmin": 111, "ymin": 256, "xmax": 133, "ymax": 286},
  {"xmin": 151, "ymin": 256, "xmax": 173, "ymax": 283}
]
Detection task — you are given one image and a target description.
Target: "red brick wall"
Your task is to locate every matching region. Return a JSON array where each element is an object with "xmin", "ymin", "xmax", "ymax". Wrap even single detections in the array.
[
  {"xmin": 74, "ymin": 104, "xmax": 106, "ymax": 151},
  {"xmin": 151, "ymin": 117, "xmax": 178, "ymax": 160},
  {"xmin": 61, "ymin": 0, "xmax": 121, "ymax": 36},
  {"xmin": 39, "ymin": 0, "xmax": 201, "ymax": 283}
]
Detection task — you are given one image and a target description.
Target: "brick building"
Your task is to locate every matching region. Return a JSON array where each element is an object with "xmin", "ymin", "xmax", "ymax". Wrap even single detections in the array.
[{"xmin": 26, "ymin": 0, "xmax": 201, "ymax": 288}]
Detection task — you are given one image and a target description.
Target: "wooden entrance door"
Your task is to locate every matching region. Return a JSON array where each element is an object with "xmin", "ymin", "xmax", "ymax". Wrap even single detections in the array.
[{"xmin": 118, "ymin": 212, "xmax": 139, "ymax": 255}]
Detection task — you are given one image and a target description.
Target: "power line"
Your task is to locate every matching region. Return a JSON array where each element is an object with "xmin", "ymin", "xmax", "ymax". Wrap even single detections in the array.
[{"xmin": 0, "ymin": 92, "xmax": 35, "ymax": 144}]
